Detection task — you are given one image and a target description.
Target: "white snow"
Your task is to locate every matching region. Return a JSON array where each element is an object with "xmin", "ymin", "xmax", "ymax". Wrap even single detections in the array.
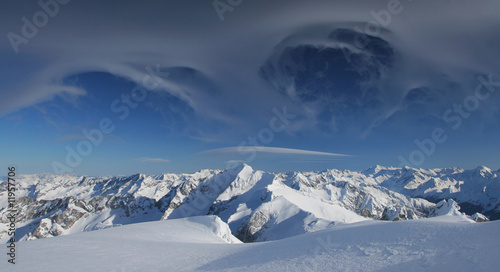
[
  {"xmin": 429, "ymin": 199, "xmax": 464, "ymax": 217},
  {"xmin": 7, "ymin": 215, "xmax": 500, "ymax": 271}
]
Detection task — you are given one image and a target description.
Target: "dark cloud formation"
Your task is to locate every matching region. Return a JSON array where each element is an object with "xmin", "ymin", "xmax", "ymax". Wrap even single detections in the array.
[
  {"xmin": 2, "ymin": 1, "xmax": 497, "ymax": 132},
  {"xmin": 260, "ymin": 26, "xmax": 399, "ymax": 134}
]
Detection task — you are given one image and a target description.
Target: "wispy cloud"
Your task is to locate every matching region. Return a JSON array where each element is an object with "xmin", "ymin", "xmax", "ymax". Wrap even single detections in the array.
[
  {"xmin": 199, "ymin": 146, "xmax": 351, "ymax": 157},
  {"xmin": 224, "ymin": 159, "xmax": 247, "ymax": 164},
  {"xmin": 135, "ymin": 157, "xmax": 170, "ymax": 163},
  {"xmin": 278, "ymin": 159, "xmax": 348, "ymax": 164}
]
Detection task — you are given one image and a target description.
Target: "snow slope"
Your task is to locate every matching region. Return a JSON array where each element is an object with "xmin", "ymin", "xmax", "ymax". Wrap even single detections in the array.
[{"xmin": 7, "ymin": 215, "xmax": 500, "ymax": 272}]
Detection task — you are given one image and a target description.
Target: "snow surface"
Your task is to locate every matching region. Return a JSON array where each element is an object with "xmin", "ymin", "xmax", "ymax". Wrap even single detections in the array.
[{"xmin": 7, "ymin": 215, "xmax": 500, "ymax": 272}]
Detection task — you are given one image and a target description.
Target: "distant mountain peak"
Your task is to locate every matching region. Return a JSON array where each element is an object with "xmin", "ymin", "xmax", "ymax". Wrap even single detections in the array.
[
  {"xmin": 474, "ymin": 165, "xmax": 492, "ymax": 173},
  {"xmin": 429, "ymin": 199, "xmax": 463, "ymax": 217},
  {"xmin": 225, "ymin": 162, "xmax": 253, "ymax": 175}
]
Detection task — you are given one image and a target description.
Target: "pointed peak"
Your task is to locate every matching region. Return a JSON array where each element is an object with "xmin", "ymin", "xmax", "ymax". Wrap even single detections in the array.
[
  {"xmin": 224, "ymin": 162, "xmax": 253, "ymax": 175},
  {"xmin": 362, "ymin": 165, "xmax": 397, "ymax": 176},
  {"xmin": 369, "ymin": 165, "xmax": 383, "ymax": 170},
  {"xmin": 401, "ymin": 165, "xmax": 412, "ymax": 171},
  {"xmin": 239, "ymin": 163, "xmax": 253, "ymax": 172},
  {"xmin": 469, "ymin": 165, "xmax": 493, "ymax": 178},
  {"xmin": 474, "ymin": 165, "xmax": 491, "ymax": 172},
  {"xmin": 362, "ymin": 165, "xmax": 384, "ymax": 175},
  {"xmin": 429, "ymin": 199, "xmax": 463, "ymax": 217},
  {"xmin": 129, "ymin": 173, "xmax": 147, "ymax": 180},
  {"xmin": 401, "ymin": 165, "xmax": 419, "ymax": 172}
]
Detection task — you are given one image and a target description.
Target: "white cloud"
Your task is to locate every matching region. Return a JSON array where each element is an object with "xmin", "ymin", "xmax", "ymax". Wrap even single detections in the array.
[
  {"xmin": 199, "ymin": 146, "xmax": 350, "ymax": 157},
  {"xmin": 135, "ymin": 157, "xmax": 170, "ymax": 163}
]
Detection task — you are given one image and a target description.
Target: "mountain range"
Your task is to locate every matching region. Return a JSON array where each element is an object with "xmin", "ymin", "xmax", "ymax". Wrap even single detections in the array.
[{"xmin": 1, "ymin": 164, "xmax": 497, "ymax": 243}]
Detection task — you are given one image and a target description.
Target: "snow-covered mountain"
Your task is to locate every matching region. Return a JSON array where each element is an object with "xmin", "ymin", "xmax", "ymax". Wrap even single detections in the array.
[
  {"xmin": 1, "ymin": 164, "xmax": 496, "ymax": 243},
  {"xmin": 365, "ymin": 165, "xmax": 500, "ymax": 219}
]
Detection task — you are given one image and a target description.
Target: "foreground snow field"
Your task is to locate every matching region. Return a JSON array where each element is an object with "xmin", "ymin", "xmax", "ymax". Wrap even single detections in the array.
[{"xmin": 7, "ymin": 215, "xmax": 500, "ymax": 272}]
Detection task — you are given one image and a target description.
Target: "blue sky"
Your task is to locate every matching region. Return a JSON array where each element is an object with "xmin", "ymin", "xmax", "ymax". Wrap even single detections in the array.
[{"xmin": 1, "ymin": 0, "xmax": 500, "ymax": 176}]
